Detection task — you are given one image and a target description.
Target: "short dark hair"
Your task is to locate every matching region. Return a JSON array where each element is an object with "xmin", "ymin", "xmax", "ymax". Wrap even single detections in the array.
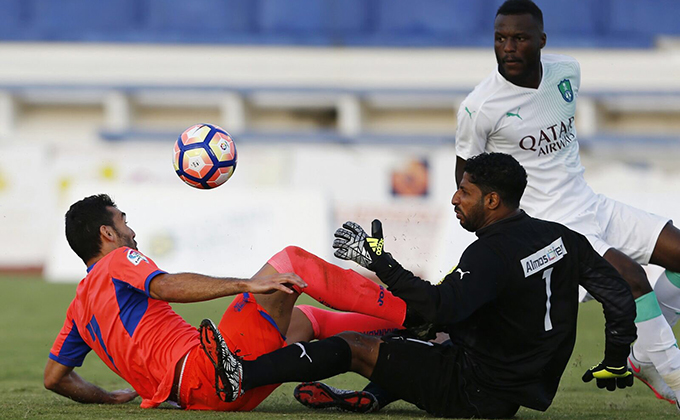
[
  {"xmin": 496, "ymin": 0, "xmax": 544, "ymax": 30},
  {"xmin": 65, "ymin": 194, "xmax": 117, "ymax": 264},
  {"xmin": 464, "ymin": 153, "xmax": 527, "ymax": 208}
]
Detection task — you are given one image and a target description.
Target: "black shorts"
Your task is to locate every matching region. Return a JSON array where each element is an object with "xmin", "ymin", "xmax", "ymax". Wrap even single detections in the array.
[{"xmin": 370, "ymin": 336, "xmax": 519, "ymax": 419}]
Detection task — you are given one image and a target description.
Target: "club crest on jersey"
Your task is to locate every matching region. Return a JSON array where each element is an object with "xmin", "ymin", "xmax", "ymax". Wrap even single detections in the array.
[
  {"xmin": 558, "ymin": 79, "xmax": 574, "ymax": 103},
  {"xmin": 126, "ymin": 249, "xmax": 148, "ymax": 266}
]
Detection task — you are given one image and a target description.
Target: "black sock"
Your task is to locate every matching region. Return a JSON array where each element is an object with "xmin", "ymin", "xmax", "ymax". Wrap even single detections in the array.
[
  {"xmin": 363, "ymin": 381, "xmax": 398, "ymax": 409},
  {"xmin": 242, "ymin": 336, "xmax": 352, "ymax": 391}
]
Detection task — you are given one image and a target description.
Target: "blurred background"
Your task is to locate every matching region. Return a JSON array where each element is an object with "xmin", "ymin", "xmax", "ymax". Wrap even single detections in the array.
[{"xmin": 1, "ymin": 0, "xmax": 679, "ymax": 283}]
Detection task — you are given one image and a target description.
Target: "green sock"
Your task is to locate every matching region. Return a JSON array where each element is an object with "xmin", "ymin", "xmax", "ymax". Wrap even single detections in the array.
[
  {"xmin": 635, "ymin": 291, "xmax": 663, "ymax": 323},
  {"xmin": 654, "ymin": 270, "xmax": 680, "ymax": 327}
]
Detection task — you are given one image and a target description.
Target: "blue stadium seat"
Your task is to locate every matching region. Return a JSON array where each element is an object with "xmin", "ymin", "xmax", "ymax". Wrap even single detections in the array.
[
  {"xmin": 31, "ymin": 0, "xmax": 140, "ymax": 40},
  {"xmin": 144, "ymin": 0, "xmax": 254, "ymax": 35},
  {"xmin": 257, "ymin": 0, "xmax": 374, "ymax": 44},
  {"xmin": 610, "ymin": 0, "xmax": 680, "ymax": 35},
  {"xmin": 372, "ymin": 0, "xmax": 491, "ymax": 46},
  {"xmin": 325, "ymin": 0, "xmax": 373, "ymax": 34},
  {"xmin": 540, "ymin": 1, "xmax": 600, "ymax": 36},
  {"xmin": 259, "ymin": 0, "xmax": 325, "ymax": 33},
  {"xmin": 375, "ymin": 0, "xmax": 486, "ymax": 34},
  {"xmin": 0, "ymin": 0, "xmax": 30, "ymax": 39}
]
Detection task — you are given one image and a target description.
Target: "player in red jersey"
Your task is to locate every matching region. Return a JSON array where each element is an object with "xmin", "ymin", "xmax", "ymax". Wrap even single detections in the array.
[{"xmin": 44, "ymin": 194, "xmax": 406, "ymax": 410}]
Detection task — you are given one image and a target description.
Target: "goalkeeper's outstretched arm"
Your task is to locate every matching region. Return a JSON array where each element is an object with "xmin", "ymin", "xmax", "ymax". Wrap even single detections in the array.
[{"xmin": 333, "ymin": 219, "xmax": 502, "ymax": 326}]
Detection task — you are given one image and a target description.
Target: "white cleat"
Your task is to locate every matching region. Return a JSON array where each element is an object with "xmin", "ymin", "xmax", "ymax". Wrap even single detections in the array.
[{"xmin": 628, "ymin": 352, "xmax": 676, "ymax": 404}]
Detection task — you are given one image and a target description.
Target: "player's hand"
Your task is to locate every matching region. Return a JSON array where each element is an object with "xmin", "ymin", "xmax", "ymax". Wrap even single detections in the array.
[
  {"xmin": 109, "ymin": 388, "xmax": 138, "ymax": 404},
  {"xmin": 333, "ymin": 220, "xmax": 387, "ymax": 270},
  {"xmin": 246, "ymin": 273, "xmax": 307, "ymax": 294},
  {"xmin": 582, "ymin": 363, "xmax": 633, "ymax": 391}
]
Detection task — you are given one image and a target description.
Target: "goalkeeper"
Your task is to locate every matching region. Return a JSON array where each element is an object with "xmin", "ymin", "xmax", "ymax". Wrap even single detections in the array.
[{"xmin": 207, "ymin": 153, "xmax": 637, "ymax": 418}]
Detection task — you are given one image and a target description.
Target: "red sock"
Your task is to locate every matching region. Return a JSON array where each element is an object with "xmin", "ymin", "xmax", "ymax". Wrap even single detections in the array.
[
  {"xmin": 268, "ymin": 246, "xmax": 407, "ymax": 325},
  {"xmin": 296, "ymin": 305, "xmax": 402, "ymax": 340}
]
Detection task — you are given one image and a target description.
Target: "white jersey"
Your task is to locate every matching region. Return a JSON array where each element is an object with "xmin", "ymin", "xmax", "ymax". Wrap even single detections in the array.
[{"xmin": 456, "ymin": 54, "xmax": 597, "ymax": 222}]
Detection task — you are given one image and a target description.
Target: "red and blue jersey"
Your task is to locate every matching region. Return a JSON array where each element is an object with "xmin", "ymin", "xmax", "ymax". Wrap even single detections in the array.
[{"xmin": 49, "ymin": 247, "xmax": 200, "ymax": 408}]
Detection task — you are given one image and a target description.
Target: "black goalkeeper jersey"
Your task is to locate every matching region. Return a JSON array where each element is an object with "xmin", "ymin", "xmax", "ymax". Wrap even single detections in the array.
[{"xmin": 373, "ymin": 211, "xmax": 636, "ymax": 411}]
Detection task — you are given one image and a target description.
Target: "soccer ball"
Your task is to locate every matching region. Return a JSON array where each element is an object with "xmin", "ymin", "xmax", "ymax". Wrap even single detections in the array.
[{"xmin": 173, "ymin": 123, "xmax": 237, "ymax": 189}]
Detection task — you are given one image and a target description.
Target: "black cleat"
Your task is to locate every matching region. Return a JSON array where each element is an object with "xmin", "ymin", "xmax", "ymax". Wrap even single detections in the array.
[
  {"xmin": 198, "ymin": 318, "xmax": 243, "ymax": 403},
  {"xmin": 294, "ymin": 381, "xmax": 379, "ymax": 413}
]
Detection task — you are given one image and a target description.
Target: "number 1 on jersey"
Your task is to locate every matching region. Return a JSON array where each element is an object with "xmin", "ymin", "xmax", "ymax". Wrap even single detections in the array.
[{"xmin": 543, "ymin": 268, "xmax": 553, "ymax": 331}]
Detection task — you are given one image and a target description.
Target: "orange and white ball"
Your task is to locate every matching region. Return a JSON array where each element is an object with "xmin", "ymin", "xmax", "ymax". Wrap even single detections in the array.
[{"xmin": 173, "ymin": 124, "xmax": 237, "ymax": 189}]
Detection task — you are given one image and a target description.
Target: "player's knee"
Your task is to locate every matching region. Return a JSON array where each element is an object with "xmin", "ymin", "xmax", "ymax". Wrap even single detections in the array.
[
  {"xmin": 43, "ymin": 373, "xmax": 59, "ymax": 391},
  {"xmin": 283, "ymin": 245, "xmax": 304, "ymax": 255},
  {"xmin": 336, "ymin": 331, "xmax": 370, "ymax": 345},
  {"xmin": 604, "ymin": 249, "xmax": 652, "ymax": 297},
  {"xmin": 283, "ymin": 245, "xmax": 315, "ymax": 261},
  {"xmin": 620, "ymin": 263, "xmax": 651, "ymax": 297},
  {"xmin": 43, "ymin": 378, "xmax": 55, "ymax": 391},
  {"xmin": 336, "ymin": 332, "xmax": 381, "ymax": 373}
]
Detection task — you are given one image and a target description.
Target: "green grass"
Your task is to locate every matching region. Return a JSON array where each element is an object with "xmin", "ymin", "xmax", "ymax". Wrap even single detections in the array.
[{"xmin": 1, "ymin": 276, "xmax": 678, "ymax": 419}]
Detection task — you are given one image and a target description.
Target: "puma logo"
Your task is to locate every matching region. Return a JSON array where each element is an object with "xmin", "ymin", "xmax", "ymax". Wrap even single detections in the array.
[
  {"xmin": 465, "ymin": 106, "xmax": 476, "ymax": 119},
  {"xmin": 294, "ymin": 342, "xmax": 312, "ymax": 363},
  {"xmin": 506, "ymin": 107, "xmax": 522, "ymax": 120},
  {"xmin": 456, "ymin": 268, "xmax": 471, "ymax": 279}
]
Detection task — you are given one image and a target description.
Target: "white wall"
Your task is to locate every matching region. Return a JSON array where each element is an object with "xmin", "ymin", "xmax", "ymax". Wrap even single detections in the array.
[
  {"xmin": 1, "ymin": 140, "xmax": 678, "ymax": 283},
  {"xmin": 0, "ymin": 44, "xmax": 678, "ymax": 91}
]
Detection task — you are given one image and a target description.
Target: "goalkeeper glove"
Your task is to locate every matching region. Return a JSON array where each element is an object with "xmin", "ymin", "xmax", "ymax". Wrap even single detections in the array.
[
  {"xmin": 333, "ymin": 220, "xmax": 393, "ymax": 271},
  {"xmin": 582, "ymin": 363, "xmax": 633, "ymax": 391}
]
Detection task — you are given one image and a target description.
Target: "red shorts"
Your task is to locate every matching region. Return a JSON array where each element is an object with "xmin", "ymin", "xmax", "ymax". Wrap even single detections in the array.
[{"xmin": 179, "ymin": 293, "xmax": 287, "ymax": 411}]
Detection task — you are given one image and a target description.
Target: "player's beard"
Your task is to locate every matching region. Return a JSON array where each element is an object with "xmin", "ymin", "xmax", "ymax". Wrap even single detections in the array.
[
  {"xmin": 496, "ymin": 51, "xmax": 542, "ymax": 88},
  {"xmin": 457, "ymin": 199, "xmax": 486, "ymax": 232},
  {"xmin": 113, "ymin": 226, "xmax": 137, "ymax": 250}
]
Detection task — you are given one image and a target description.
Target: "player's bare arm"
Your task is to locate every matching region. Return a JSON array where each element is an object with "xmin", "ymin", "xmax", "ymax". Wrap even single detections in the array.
[
  {"xmin": 148, "ymin": 271, "xmax": 307, "ymax": 302},
  {"xmin": 44, "ymin": 359, "xmax": 138, "ymax": 404}
]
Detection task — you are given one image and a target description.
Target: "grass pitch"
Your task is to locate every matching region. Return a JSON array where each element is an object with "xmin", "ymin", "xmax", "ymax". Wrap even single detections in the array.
[{"xmin": 1, "ymin": 276, "xmax": 679, "ymax": 419}]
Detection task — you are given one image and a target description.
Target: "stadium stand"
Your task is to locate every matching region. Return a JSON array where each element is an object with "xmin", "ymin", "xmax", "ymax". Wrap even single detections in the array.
[
  {"xmin": 0, "ymin": 0, "xmax": 678, "ymax": 147},
  {"xmin": 0, "ymin": 0, "xmax": 678, "ymax": 47},
  {"xmin": 0, "ymin": 1, "xmax": 678, "ymax": 276}
]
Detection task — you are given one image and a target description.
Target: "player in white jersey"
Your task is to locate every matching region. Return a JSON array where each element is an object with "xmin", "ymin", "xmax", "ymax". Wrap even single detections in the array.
[
  {"xmin": 456, "ymin": 53, "xmax": 594, "ymax": 222},
  {"xmin": 455, "ymin": 0, "xmax": 680, "ymax": 407}
]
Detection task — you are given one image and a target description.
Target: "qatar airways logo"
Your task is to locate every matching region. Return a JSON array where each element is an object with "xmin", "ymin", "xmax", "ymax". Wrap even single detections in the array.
[{"xmin": 518, "ymin": 116, "xmax": 576, "ymax": 157}]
